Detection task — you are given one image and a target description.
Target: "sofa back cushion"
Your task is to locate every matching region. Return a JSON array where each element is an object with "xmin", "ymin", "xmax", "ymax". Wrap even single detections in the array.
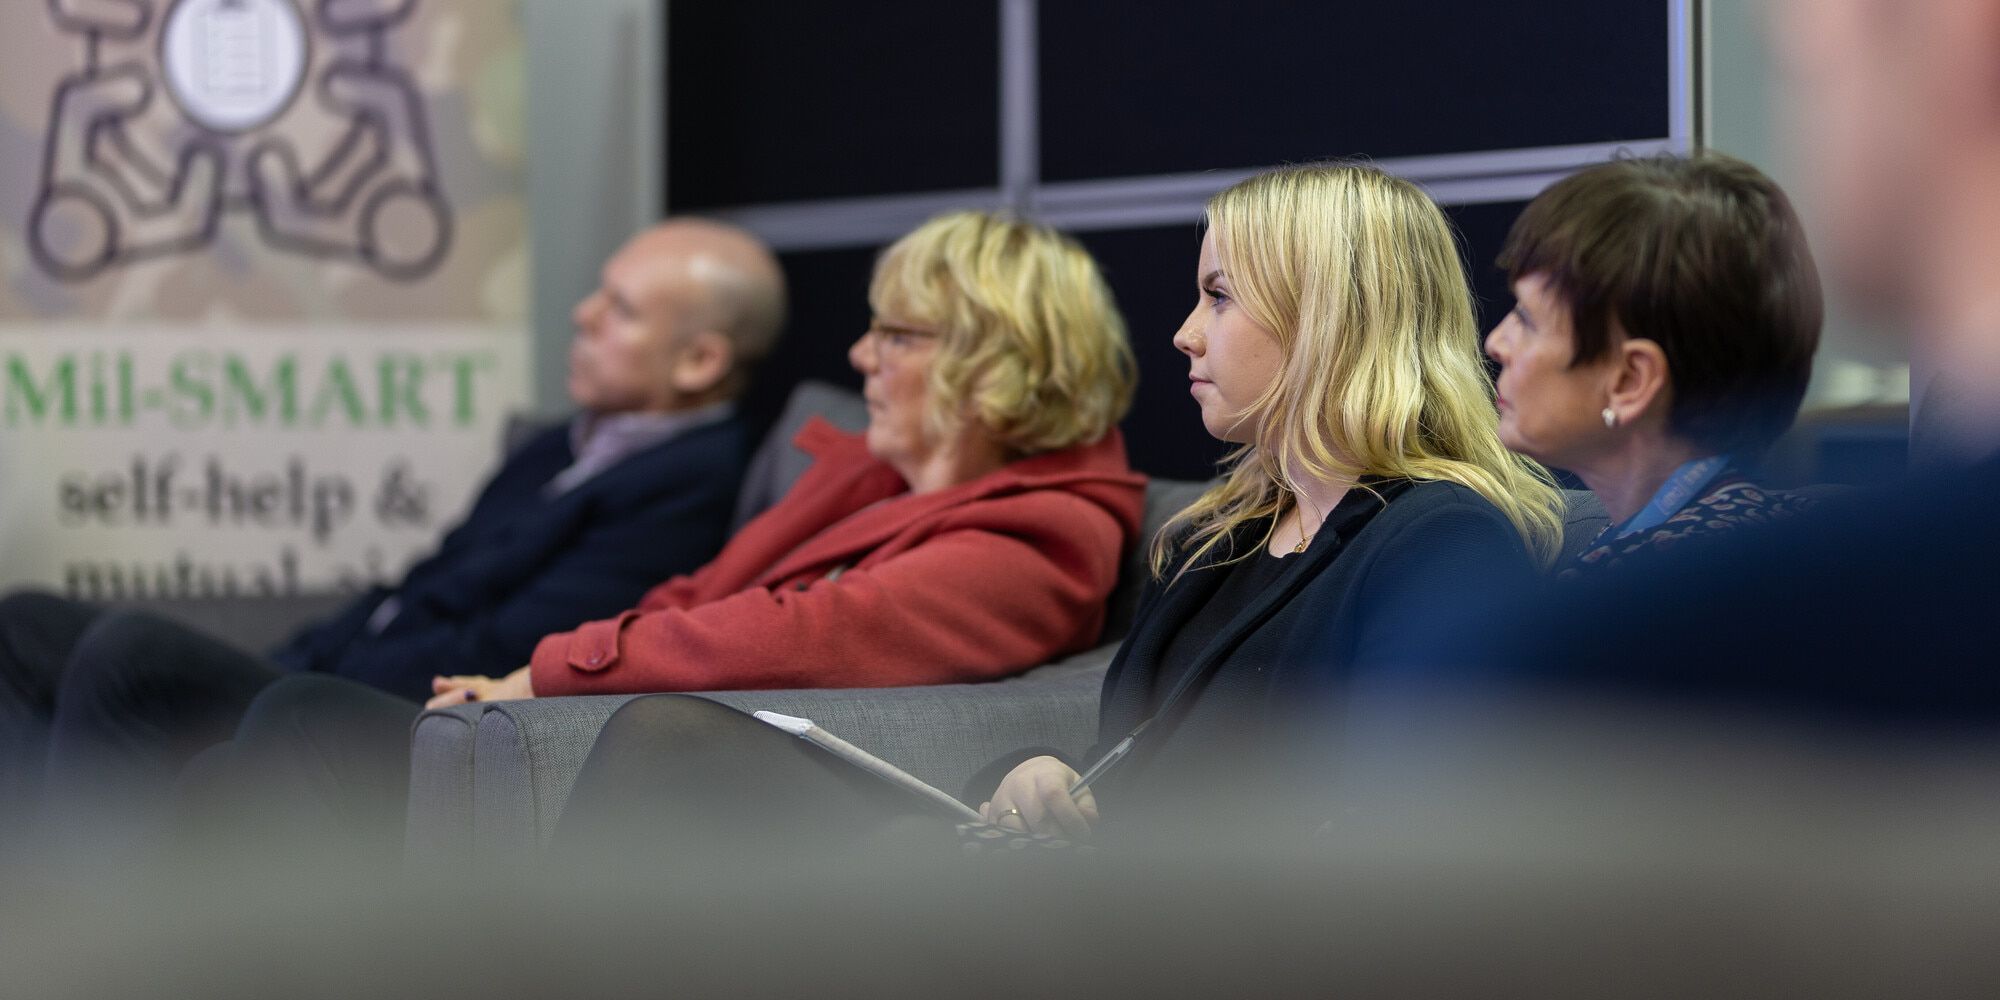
[
  {"xmin": 730, "ymin": 381, "xmax": 871, "ymax": 530},
  {"xmin": 1098, "ymin": 478, "xmax": 1210, "ymax": 644}
]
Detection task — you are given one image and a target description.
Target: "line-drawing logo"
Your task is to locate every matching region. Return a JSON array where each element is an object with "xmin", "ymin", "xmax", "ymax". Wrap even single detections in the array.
[{"xmin": 30, "ymin": 0, "xmax": 452, "ymax": 283}]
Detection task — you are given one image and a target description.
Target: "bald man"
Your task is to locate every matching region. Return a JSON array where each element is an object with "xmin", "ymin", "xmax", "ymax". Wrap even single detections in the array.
[{"xmin": 0, "ymin": 219, "xmax": 787, "ymax": 816}]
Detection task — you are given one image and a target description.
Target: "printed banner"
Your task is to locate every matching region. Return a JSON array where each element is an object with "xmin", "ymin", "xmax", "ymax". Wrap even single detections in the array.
[{"xmin": 0, "ymin": 0, "xmax": 530, "ymax": 598}]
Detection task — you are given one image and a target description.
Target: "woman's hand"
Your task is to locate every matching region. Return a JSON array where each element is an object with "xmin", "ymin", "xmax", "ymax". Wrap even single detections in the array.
[
  {"xmin": 979, "ymin": 755, "xmax": 1098, "ymax": 839},
  {"xmin": 424, "ymin": 666, "xmax": 534, "ymax": 709}
]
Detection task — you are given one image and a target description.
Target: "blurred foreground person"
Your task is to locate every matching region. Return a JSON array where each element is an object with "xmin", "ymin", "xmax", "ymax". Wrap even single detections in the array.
[
  {"xmin": 1329, "ymin": 3, "xmax": 2000, "ymax": 926},
  {"xmin": 1484, "ymin": 153, "xmax": 1823, "ymax": 578},
  {"xmin": 1394, "ymin": 0, "xmax": 2000, "ymax": 715},
  {"xmin": 8, "ymin": 762, "xmax": 2000, "ymax": 1000},
  {"xmin": 0, "ymin": 218, "xmax": 781, "ymax": 828},
  {"xmin": 551, "ymin": 162, "xmax": 1563, "ymax": 854},
  {"xmin": 213, "ymin": 210, "xmax": 1144, "ymax": 850}
]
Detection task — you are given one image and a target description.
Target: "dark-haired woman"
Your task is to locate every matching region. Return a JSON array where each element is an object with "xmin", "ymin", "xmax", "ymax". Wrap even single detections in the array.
[{"xmin": 1484, "ymin": 153, "xmax": 1824, "ymax": 578}]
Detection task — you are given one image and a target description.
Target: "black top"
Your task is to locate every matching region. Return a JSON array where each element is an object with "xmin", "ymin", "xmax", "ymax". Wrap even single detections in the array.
[
  {"xmin": 1148, "ymin": 546, "xmax": 1297, "ymax": 718},
  {"xmin": 1077, "ymin": 478, "xmax": 1538, "ymax": 837}
]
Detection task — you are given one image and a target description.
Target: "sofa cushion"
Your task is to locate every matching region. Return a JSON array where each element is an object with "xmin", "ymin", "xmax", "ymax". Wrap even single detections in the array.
[
  {"xmin": 461, "ymin": 669, "xmax": 1106, "ymax": 852},
  {"xmin": 1099, "ymin": 477, "xmax": 1210, "ymax": 645},
  {"xmin": 730, "ymin": 380, "xmax": 869, "ymax": 530}
]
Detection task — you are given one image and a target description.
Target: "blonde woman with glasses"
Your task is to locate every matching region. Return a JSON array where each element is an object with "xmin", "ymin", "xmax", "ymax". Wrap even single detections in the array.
[{"xmin": 422, "ymin": 210, "xmax": 1146, "ymax": 704}]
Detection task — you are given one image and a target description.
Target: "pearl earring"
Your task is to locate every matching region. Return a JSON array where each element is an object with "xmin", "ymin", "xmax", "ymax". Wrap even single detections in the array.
[{"xmin": 1601, "ymin": 407, "xmax": 1618, "ymax": 429}]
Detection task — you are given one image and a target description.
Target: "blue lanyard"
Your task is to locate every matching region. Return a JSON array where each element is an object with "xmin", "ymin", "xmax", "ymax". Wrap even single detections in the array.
[{"xmin": 1610, "ymin": 455, "xmax": 1732, "ymax": 540}]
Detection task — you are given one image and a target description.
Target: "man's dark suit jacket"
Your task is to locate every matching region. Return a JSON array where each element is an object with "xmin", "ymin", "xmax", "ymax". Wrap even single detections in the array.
[{"xmin": 267, "ymin": 417, "xmax": 748, "ymax": 701}]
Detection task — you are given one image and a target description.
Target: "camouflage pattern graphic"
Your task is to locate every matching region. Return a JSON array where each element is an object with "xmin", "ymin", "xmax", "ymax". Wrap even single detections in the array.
[{"xmin": 0, "ymin": 0, "xmax": 525, "ymax": 324}]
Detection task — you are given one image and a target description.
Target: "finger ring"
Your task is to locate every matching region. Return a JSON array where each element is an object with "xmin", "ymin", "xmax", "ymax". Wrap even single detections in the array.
[{"xmin": 1004, "ymin": 808, "xmax": 1022, "ymax": 818}]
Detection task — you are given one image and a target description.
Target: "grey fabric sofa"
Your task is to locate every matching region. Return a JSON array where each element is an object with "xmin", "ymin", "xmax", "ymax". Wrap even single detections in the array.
[
  {"xmin": 406, "ymin": 380, "xmax": 1211, "ymax": 861},
  {"xmin": 404, "ymin": 382, "xmax": 1612, "ymax": 863}
]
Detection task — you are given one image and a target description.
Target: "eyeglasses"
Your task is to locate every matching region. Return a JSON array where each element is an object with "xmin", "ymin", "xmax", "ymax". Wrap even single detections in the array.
[{"xmin": 861, "ymin": 320, "xmax": 940, "ymax": 357}]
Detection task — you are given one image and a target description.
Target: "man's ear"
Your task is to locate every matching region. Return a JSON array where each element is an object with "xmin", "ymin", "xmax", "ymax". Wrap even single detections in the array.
[
  {"xmin": 1604, "ymin": 337, "xmax": 1673, "ymax": 427},
  {"xmin": 669, "ymin": 330, "xmax": 737, "ymax": 396}
]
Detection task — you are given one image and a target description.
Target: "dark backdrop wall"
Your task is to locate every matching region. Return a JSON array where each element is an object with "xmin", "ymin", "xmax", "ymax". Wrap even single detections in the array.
[{"xmin": 665, "ymin": 1, "xmax": 1689, "ymax": 481}]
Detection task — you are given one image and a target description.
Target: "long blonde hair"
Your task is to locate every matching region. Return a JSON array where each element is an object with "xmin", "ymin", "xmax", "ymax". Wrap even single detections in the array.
[{"xmin": 1153, "ymin": 163, "xmax": 1565, "ymax": 575}]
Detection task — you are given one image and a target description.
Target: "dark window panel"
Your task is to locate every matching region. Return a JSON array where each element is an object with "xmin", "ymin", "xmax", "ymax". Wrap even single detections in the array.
[
  {"xmin": 666, "ymin": 1, "xmax": 999, "ymax": 209},
  {"xmin": 1076, "ymin": 225, "xmax": 1234, "ymax": 482},
  {"xmin": 741, "ymin": 244, "xmax": 880, "ymax": 442},
  {"xmin": 1041, "ymin": 1, "xmax": 1671, "ymax": 181},
  {"xmin": 1444, "ymin": 199, "xmax": 1531, "ymax": 335}
]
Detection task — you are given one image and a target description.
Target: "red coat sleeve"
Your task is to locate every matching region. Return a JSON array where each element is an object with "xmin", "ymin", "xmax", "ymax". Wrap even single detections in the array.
[
  {"xmin": 528, "ymin": 492, "xmax": 1124, "ymax": 695},
  {"xmin": 631, "ymin": 570, "xmax": 704, "ymax": 613}
]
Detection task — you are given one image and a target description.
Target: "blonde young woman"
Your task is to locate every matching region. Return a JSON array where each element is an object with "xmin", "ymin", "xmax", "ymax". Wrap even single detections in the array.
[
  {"xmin": 542, "ymin": 164, "xmax": 1564, "ymax": 854},
  {"xmin": 975, "ymin": 163, "xmax": 1565, "ymax": 841}
]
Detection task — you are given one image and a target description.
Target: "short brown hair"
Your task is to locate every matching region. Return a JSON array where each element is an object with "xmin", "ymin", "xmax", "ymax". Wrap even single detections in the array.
[{"xmin": 1497, "ymin": 152, "xmax": 1823, "ymax": 456}]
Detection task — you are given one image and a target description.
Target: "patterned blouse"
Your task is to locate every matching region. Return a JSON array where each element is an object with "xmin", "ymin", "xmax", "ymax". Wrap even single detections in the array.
[{"xmin": 1559, "ymin": 476, "xmax": 1814, "ymax": 581}]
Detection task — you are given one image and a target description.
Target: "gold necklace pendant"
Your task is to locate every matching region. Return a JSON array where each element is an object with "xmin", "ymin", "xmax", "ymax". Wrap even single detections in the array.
[
  {"xmin": 1288, "ymin": 491, "xmax": 1321, "ymax": 555},
  {"xmin": 1290, "ymin": 508, "xmax": 1316, "ymax": 554}
]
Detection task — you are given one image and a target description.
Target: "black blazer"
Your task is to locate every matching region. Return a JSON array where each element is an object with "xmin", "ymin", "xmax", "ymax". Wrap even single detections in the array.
[
  {"xmin": 1084, "ymin": 478, "xmax": 1536, "ymax": 826},
  {"xmin": 268, "ymin": 417, "xmax": 747, "ymax": 701}
]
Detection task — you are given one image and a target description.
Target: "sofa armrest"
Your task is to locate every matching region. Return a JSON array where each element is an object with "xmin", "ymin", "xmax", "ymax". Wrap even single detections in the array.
[
  {"xmin": 459, "ymin": 663, "xmax": 1107, "ymax": 854},
  {"xmin": 403, "ymin": 701, "xmax": 486, "ymax": 869},
  {"xmin": 471, "ymin": 694, "xmax": 637, "ymax": 861}
]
